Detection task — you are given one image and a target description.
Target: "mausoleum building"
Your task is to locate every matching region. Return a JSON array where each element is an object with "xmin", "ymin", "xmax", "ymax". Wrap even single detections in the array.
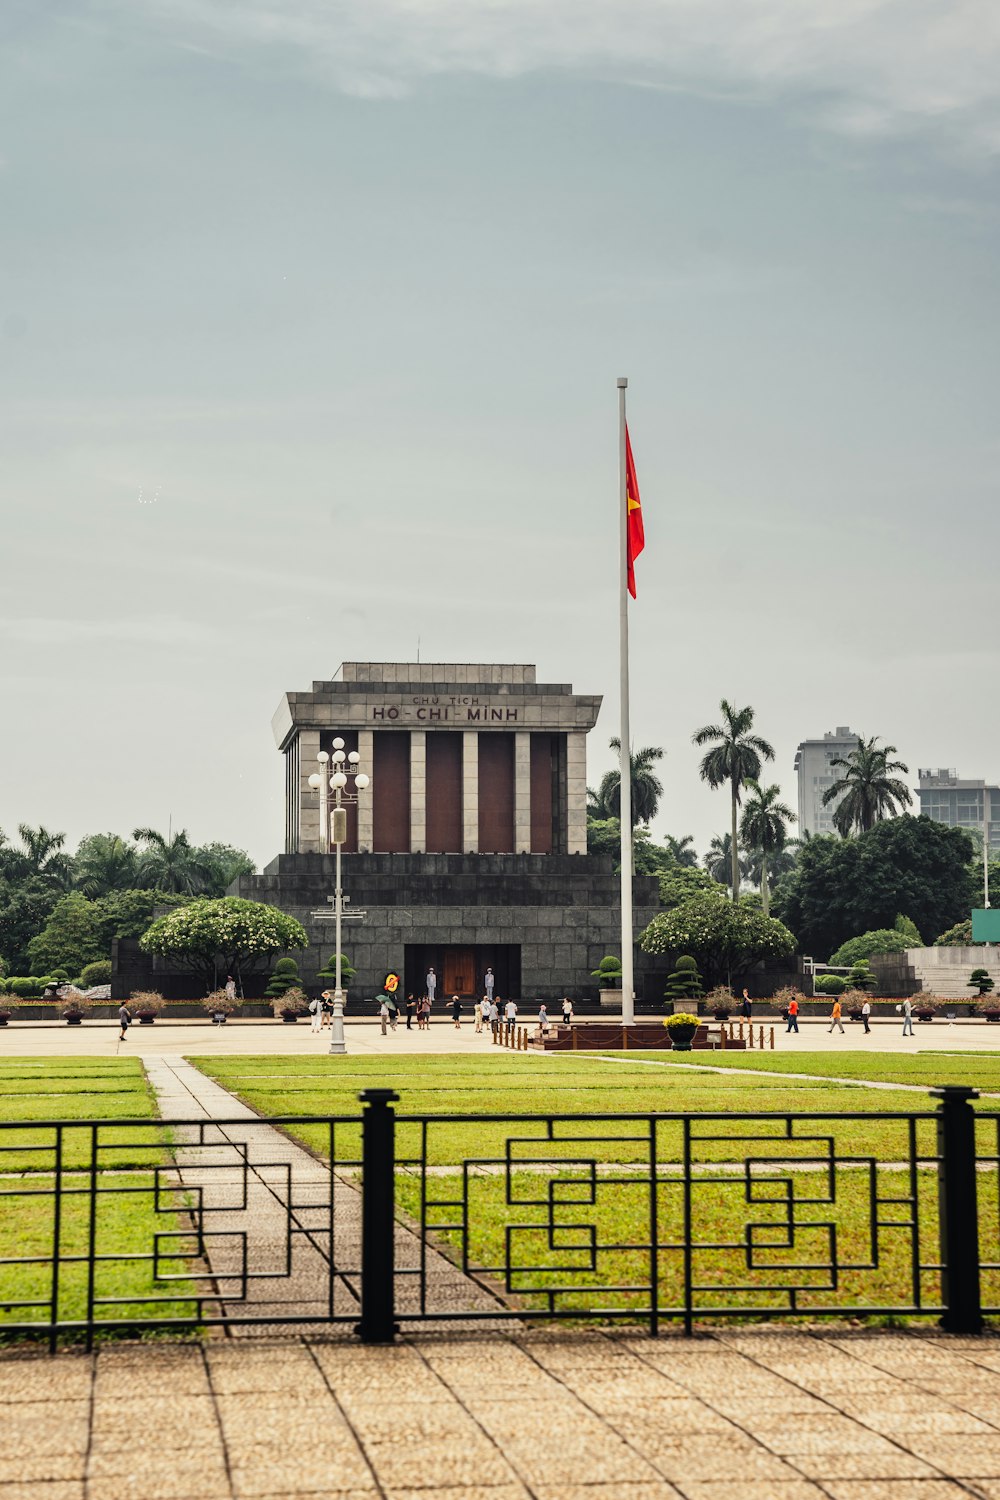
[{"xmin": 237, "ymin": 663, "xmax": 664, "ymax": 1003}]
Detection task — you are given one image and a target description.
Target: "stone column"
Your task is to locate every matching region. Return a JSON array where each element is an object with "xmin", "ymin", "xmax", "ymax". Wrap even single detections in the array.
[
  {"xmin": 410, "ymin": 730, "xmax": 427, "ymax": 853},
  {"xmin": 462, "ymin": 731, "xmax": 479, "ymax": 853},
  {"xmin": 566, "ymin": 732, "xmax": 588, "ymax": 854},
  {"xmin": 298, "ymin": 730, "xmax": 321, "ymax": 853},
  {"xmin": 357, "ymin": 729, "xmax": 374, "ymax": 852},
  {"xmin": 514, "ymin": 731, "xmax": 532, "ymax": 854}
]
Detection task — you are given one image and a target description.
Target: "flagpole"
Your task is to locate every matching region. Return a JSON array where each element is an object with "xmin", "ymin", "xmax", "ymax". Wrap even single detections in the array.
[{"xmin": 617, "ymin": 376, "xmax": 635, "ymax": 1026}]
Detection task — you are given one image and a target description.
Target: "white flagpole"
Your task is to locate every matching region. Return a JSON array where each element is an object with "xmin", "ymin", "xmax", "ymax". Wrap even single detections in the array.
[{"xmin": 617, "ymin": 377, "xmax": 635, "ymax": 1026}]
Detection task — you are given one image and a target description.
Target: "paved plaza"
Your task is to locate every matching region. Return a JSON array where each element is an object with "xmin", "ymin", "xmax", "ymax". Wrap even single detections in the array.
[
  {"xmin": 2, "ymin": 1326, "xmax": 1000, "ymax": 1499},
  {"xmin": 2, "ymin": 1016, "xmax": 1000, "ymax": 1058}
]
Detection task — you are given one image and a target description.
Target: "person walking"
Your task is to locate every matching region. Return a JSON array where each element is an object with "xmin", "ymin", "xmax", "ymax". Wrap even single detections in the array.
[
  {"xmin": 379, "ymin": 998, "xmax": 390, "ymax": 1036},
  {"xmin": 425, "ymin": 968, "xmax": 437, "ymax": 1003},
  {"xmin": 385, "ymin": 992, "xmax": 399, "ymax": 1031},
  {"xmin": 901, "ymin": 996, "xmax": 915, "ymax": 1037},
  {"xmin": 405, "ymin": 993, "xmax": 416, "ymax": 1031},
  {"xmin": 417, "ymin": 995, "xmax": 430, "ymax": 1031},
  {"xmin": 451, "ymin": 994, "xmax": 462, "ymax": 1029},
  {"xmin": 861, "ymin": 998, "xmax": 871, "ymax": 1035},
  {"xmin": 538, "ymin": 1003, "xmax": 550, "ymax": 1036},
  {"xmin": 504, "ymin": 997, "xmax": 517, "ymax": 1037},
  {"xmin": 118, "ymin": 1001, "xmax": 132, "ymax": 1041},
  {"xmin": 561, "ymin": 997, "xmax": 574, "ymax": 1025},
  {"xmin": 786, "ymin": 996, "xmax": 799, "ymax": 1034},
  {"xmin": 309, "ymin": 994, "xmax": 324, "ymax": 1034},
  {"xmin": 489, "ymin": 997, "xmax": 500, "ymax": 1036},
  {"xmin": 828, "ymin": 998, "xmax": 845, "ymax": 1034},
  {"xmin": 484, "ymin": 967, "xmax": 495, "ymax": 1006},
  {"xmin": 474, "ymin": 997, "xmax": 484, "ymax": 1034},
  {"xmin": 741, "ymin": 988, "xmax": 752, "ymax": 1019}
]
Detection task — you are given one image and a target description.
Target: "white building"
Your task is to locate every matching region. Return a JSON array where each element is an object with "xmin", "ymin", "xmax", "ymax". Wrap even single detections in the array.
[
  {"xmin": 794, "ymin": 727, "xmax": 860, "ymax": 837},
  {"xmin": 918, "ymin": 769, "xmax": 1000, "ymax": 852}
]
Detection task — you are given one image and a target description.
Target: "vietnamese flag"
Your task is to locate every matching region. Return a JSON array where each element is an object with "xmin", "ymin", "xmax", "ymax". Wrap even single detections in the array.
[{"xmin": 625, "ymin": 424, "xmax": 644, "ymax": 599}]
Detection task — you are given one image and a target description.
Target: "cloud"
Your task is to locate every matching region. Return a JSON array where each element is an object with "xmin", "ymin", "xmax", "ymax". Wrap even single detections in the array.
[{"xmin": 124, "ymin": 0, "xmax": 1000, "ymax": 152}]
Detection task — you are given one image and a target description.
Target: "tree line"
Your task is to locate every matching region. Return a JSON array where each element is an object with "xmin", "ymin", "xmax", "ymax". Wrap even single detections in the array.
[{"xmin": 0, "ymin": 825, "xmax": 255, "ymax": 977}]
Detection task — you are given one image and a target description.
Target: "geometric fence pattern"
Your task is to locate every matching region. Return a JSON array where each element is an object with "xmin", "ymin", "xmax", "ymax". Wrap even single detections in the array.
[{"xmin": 0, "ymin": 1086, "xmax": 996, "ymax": 1349}]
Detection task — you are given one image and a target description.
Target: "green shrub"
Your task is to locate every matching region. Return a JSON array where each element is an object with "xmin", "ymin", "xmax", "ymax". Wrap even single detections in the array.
[
  {"xmin": 664, "ymin": 955, "xmax": 704, "ymax": 1002},
  {"xmin": 935, "ymin": 920, "xmax": 973, "ymax": 946},
  {"xmin": 814, "ymin": 974, "xmax": 847, "ymax": 995},
  {"xmin": 845, "ymin": 960, "xmax": 877, "ymax": 991},
  {"xmin": 266, "ymin": 957, "xmax": 301, "ymax": 998},
  {"xmin": 79, "ymin": 960, "xmax": 112, "ymax": 988},
  {"xmin": 316, "ymin": 953, "xmax": 356, "ymax": 984},
  {"xmin": 969, "ymin": 968, "xmax": 995, "ymax": 996},
  {"xmin": 591, "ymin": 956, "xmax": 623, "ymax": 987},
  {"xmin": 9, "ymin": 977, "xmax": 40, "ymax": 998}
]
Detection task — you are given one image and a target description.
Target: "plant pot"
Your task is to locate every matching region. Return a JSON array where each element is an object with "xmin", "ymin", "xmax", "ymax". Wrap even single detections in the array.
[
  {"xmin": 137, "ymin": 1013, "xmax": 156, "ymax": 1025},
  {"xmin": 65, "ymin": 1014, "xmax": 83, "ymax": 1026},
  {"xmin": 713, "ymin": 1009, "xmax": 732, "ymax": 1021},
  {"xmin": 668, "ymin": 1023, "xmax": 698, "ymax": 1051},
  {"xmin": 281, "ymin": 1013, "xmax": 299, "ymax": 1024},
  {"xmin": 598, "ymin": 987, "xmax": 623, "ymax": 1011},
  {"xmin": 916, "ymin": 1011, "xmax": 935, "ymax": 1022},
  {"xmin": 984, "ymin": 1011, "xmax": 1000, "ymax": 1022},
  {"xmin": 0, "ymin": 1015, "xmax": 9, "ymax": 1026}
]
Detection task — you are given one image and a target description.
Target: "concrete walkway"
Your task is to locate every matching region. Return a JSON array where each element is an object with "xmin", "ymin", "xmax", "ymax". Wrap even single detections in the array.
[
  {"xmin": 143, "ymin": 1056, "xmax": 505, "ymax": 1334},
  {"xmin": 3, "ymin": 1325, "xmax": 999, "ymax": 1498}
]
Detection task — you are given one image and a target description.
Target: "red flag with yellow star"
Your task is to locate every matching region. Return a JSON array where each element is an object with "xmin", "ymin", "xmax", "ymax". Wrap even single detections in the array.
[{"xmin": 625, "ymin": 424, "xmax": 644, "ymax": 599}]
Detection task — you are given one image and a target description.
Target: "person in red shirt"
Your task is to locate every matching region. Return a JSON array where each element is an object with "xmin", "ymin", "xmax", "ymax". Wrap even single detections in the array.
[{"xmin": 786, "ymin": 996, "xmax": 799, "ymax": 1034}]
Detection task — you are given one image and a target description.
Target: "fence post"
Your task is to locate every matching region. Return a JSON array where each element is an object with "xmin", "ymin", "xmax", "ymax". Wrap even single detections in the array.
[
  {"xmin": 357, "ymin": 1088, "xmax": 400, "ymax": 1344},
  {"xmin": 932, "ymin": 1085, "xmax": 983, "ymax": 1334}
]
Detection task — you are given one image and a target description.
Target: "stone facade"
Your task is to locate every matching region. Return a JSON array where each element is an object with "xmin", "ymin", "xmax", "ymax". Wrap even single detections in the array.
[{"xmin": 235, "ymin": 662, "xmax": 666, "ymax": 1001}]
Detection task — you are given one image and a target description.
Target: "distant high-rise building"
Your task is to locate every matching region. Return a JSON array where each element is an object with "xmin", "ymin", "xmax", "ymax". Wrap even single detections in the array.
[
  {"xmin": 794, "ymin": 727, "xmax": 860, "ymax": 837},
  {"xmin": 918, "ymin": 769, "xmax": 1000, "ymax": 851}
]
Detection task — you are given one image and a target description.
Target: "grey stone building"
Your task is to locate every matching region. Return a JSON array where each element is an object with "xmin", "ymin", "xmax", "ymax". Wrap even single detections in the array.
[
  {"xmin": 236, "ymin": 663, "xmax": 664, "ymax": 1003},
  {"xmin": 918, "ymin": 768, "xmax": 1000, "ymax": 853},
  {"xmin": 793, "ymin": 727, "xmax": 860, "ymax": 836}
]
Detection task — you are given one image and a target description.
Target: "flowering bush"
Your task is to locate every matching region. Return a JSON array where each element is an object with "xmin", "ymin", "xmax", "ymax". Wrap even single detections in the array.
[
  {"xmin": 662, "ymin": 1012, "xmax": 700, "ymax": 1030},
  {"xmin": 141, "ymin": 898, "xmax": 308, "ymax": 990},
  {"xmin": 771, "ymin": 985, "xmax": 803, "ymax": 1012},
  {"xmin": 130, "ymin": 990, "xmax": 165, "ymax": 1015},
  {"xmin": 202, "ymin": 989, "xmax": 236, "ymax": 1016},
  {"xmin": 277, "ymin": 986, "xmax": 309, "ymax": 1016},
  {"xmin": 705, "ymin": 984, "xmax": 733, "ymax": 1015},
  {"xmin": 640, "ymin": 892, "xmax": 795, "ymax": 985}
]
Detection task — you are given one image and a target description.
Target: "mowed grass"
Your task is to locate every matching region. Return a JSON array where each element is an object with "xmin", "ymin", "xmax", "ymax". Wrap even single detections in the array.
[
  {"xmin": 0, "ymin": 1060, "xmax": 196, "ymax": 1338},
  {"xmin": 634, "ymin": 1049, "xmax": 1000, "ymax": 1093},
  {"xmin": 192, "ymin": 1051, "xmax": 1000, "ymax": 1323},
  {"xmin": 192, "ymin": 1052, "xmax": 950, "ymax": 1165}
]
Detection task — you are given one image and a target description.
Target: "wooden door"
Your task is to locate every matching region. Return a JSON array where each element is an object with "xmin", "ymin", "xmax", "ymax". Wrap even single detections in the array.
[{"xmin": 443, "ymin": 947, "xmax": 475, "ymax": 997}]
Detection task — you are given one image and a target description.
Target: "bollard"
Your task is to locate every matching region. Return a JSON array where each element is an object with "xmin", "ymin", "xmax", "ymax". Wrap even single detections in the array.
[
  {"xmin": 759, "ymin": 1025, "xmax": 764, "ymax": 1049},
  {"xmin": 769, "ymin": 1026, "xmax": 774, "ymax": 1050},
  {"xmin": 748, "ymin": 1023, "xmax": 754, "ymax": 1049},
  {"xmin": 720, "ymin": 1024, "xmax": 726, "ymax": 1050},
  {"xmin": 571, "ymin": 1024, "xmax": 578, "ymax": 1051},
  {"xmin": 357, "ymin": 1089, "xmax": 399, "ymax": 1344}
]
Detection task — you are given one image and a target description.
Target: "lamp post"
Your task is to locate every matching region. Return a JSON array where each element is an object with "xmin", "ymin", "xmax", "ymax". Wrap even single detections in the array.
[{"xmin": 308, "ymin": 740, "xmax": 370, "ymax": 1055}]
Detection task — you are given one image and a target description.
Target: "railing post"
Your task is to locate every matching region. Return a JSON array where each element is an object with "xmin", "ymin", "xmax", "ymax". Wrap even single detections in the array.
[
  {"xmin": 357, "ymin": 1088, "xmax": 400, "ymax": 1344},
  {"xmin": 932, "ymin": 1085, "xmax": 983, "ymax": 1334}
]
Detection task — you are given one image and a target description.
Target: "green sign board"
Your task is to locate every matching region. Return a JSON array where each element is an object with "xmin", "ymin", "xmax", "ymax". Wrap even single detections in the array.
[{"xmin": 971, "ymin": 909, "xmax": 1000, "ymax": 942}]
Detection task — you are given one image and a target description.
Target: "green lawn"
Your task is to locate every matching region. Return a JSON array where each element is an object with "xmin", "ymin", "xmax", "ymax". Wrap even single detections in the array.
[
  {"xmin": 191, "ymin": 1052, "xmax": 1000, "ymax": 1324},
  {"xmin": 0, "ymin": 1060, "xmax": 196, "ymax": 1339},
  {"xmin": 623, "ymin": 1049, "xmax": 1000, "ymax": 1092}
]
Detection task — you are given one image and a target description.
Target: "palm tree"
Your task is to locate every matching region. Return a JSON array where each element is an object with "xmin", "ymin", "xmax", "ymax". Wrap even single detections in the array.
[
  {"xmin": 73, "ymin": 833, "xmax": 138, "ymax": 897},
  {"xmin": 738, "ymin": 782, "xmax": 795, "ymax": 916},
  {"xmin": 743, "ymin": 842, "xmax": 798, "ymax": 895},
  {"xmin": 693, "ymin": 701, "xmax": 775, "ymax": 901},
  {"xmin": 0, "ymin": 824, "xmax": 74, "ymax": 889},
  {"xmin": 132, "ymin": 828, "xmax": 210, "ymax": 895},
  {"xmin": 704, "ymin": 833, "xmax": 747, "ymax": 889},
  {"xmin": 664, "ymin": 833, "xmax": 698, "ymax": 869},
  {"xmin": 596, "ymin": 739, "xmax": 665, "ymax": 827},
  {"xmin": 821, "ymin": 735, "xmax": 912, "ymax": 836}
]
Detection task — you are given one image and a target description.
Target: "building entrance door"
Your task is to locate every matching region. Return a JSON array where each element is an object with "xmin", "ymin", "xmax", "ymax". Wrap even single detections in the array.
[{"xmin": 442, "ymin": 947, "xmax": 475, "ymax": 997}]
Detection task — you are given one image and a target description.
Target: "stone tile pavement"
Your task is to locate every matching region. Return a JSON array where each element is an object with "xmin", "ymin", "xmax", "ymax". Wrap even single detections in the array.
[{"xmin": 1, "ymin": 1326, "xmax": 999, "ymax": 1499}]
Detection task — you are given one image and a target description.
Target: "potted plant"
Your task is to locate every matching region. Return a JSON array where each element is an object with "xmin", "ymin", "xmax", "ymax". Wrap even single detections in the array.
[
  {"xmin": 705, "ymin": 985, "xmax": 733, "ymax": 1020},
  {"xmin": 840, "ymin": 988, "xmax": 870, "ymax": 1022},
  {"xmin": 914, "ymin": 994, "xmax": 937, "ymax": 1022},
  {"xmin": 202, "ymin": 989, "xmax": 235, "ymax": 1024},
  {"xmin": 591, "ymin": 955, "xmax": 623, "ymax": 1008},
  {"xmin": 969, "ymin": 968, "xmax": 995, "ymax": 998},
  {"xmin": 663, "ymin": 955, "xmax": 704, "ymax": 1013},
  {"xmin": 277, "ymin": 986, "xmax": 309, "ymax": 1023},
  {"xmin": 771, "ymin": 985, "xmax": 802, "ymax": 1021},
  {"xmin": 266, "ymin": 957, "xmax": 303, "ymax": 1003},
  {"xmin": 63, "ymin": 996, "xmax": 87, "ymax": 1025},
  {"xmin": 131, "ymin": 990, "xmax": 165, "ymax": 1025},
  {"xmin": 663, "ymin": 1012, "xmax": 700, "ymax": 1051},
  {"xmin": 0, "ymin": 983, "xmax": 11, "ymax": 1026}
]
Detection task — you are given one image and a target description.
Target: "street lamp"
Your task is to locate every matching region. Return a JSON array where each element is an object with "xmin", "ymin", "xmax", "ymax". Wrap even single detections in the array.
[{"xmin": 307, "ymin": 739, "xmax": 371, "ymax": 1055}]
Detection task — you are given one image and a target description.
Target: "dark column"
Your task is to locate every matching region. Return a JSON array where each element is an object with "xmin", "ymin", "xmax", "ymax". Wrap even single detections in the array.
[
  {"xmin": 373, "ymin": 733, "xmax": 410, "ymax": 852},
  {"xmin": 478, "ymin": 733, "xmax": 514, "ymax": 853},
  {"xmin": 426, "ymin": 732, "xmax": 463, "ymax": 852}
]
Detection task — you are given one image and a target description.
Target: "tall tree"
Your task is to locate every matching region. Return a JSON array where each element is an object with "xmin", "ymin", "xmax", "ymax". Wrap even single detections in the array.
[
  {"xmin": 73, "ymin": 834, "xmax": 138, "ymax": 897},
  {"xmin": 693, "ymin": 702, "xmax": 775, "ymax": 902},
  {"xmin": 738, "ymin": 781, "xmax": 796, "ymax": 917},
  {"xmin": 132, "ymin": 828, "xmax": 210, "ymax": 895},
  {"xmin": 703, "ymin": 833, "xmax": 747, "ymax": 889},
  {"xmin": 594, "ymin": 739, "xmax": 665, "ymax": 827},
  {"xmin": 0, "ymin": 825, "xmax": 73, "ymax": 890},
  {"xmin": 664, "ymin": 834, "xmax": 698, "ymax": 869},
  {"xmin": 821, "ymin": 735, "xmax": 912, "ymax": 836},
  {"xmin": 196, "ymin": 843, "xmax": 257, "ymax": 896}
]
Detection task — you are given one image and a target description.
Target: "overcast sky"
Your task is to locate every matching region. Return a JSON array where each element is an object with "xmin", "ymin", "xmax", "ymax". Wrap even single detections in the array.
[{"xmin": 3, "ymin": 1, "xmax": 999, "ymax": 870}]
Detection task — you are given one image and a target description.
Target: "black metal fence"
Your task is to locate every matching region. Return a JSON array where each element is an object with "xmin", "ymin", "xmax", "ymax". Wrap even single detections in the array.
[{"xmin": 0, "ymin": 1086, "xmax": 997, "ymax": 1349}]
